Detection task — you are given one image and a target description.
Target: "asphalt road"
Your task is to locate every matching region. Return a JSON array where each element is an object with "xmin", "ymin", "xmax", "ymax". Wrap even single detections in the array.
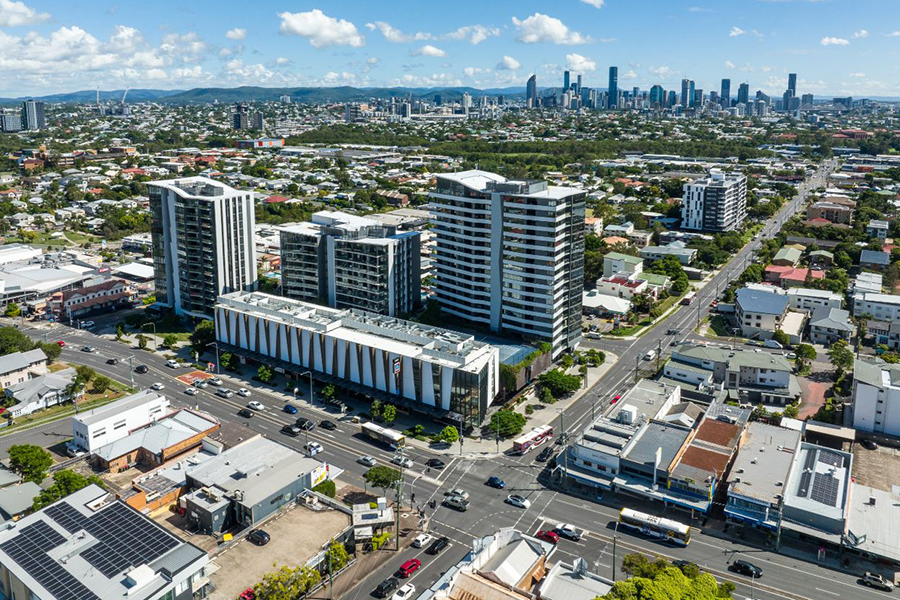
[{"xmin": 12, "ymin": 160, "xmax": 878, "ymax": 600}]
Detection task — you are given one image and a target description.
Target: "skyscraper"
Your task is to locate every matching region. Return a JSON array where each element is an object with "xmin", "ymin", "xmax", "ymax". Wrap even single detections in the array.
[
  {"xmin": 667, "ymin": 90, "xmax": 676, "ymax": 108},
  {"xmin": 787, "ymin": 73, "xmax": 797, "ymax": 97},
  {"xmin": 576, "ymin": 74, "xmax": 582, "ymax": 95},
  {"xmin": 737, "ymin": 83, "xmax": 750, "ymax": 105},
  {"xmin": 681, "ymin": 79, "xmax": 691, "ymax": 108},
  {"xmin": 563, "ymin": 70, "xmax": 571, "ymax": 91},
  {"xmin": 607, "ymin": 66, "xmax": 618, "ymax": 109},
  {"xmin": 681, "ymin": 170, "xmax": 748, "ymax": 233},
  {"xmin": 21, "ymin": 100, "xmax": 45, "ymax": 130},
  {"xmin": 232, "ymin": 103, "xmax": 249, "ymax": 130},
  {"xmin": 279, "ymin": 211, "xmax": 421, "ymax": 317},
  {"xmin": 149, "ymin": 177, "xmax": 257, "ymax": 319},
  {"xmin": 649, "ymin": 85, "xmax": 665, "ymax": 106},
  {"xmin": 526, "ymin": 74, "xmax": 537, "ymax": 108},
  {"xmin": 431, "ymin": 171, "xmax": 585, "ymax": 356},
  {"xmin": 720, "ymin": 79, "xmax": 731, "ymax": 108}
]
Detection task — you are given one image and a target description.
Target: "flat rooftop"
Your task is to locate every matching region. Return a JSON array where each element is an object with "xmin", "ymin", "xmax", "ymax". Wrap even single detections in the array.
[
  {"xmin": 783, "ymin": 443, "xmax": 852, "ymax": 521},
  {"xmin": 74, "ymin": 390, "xmax": 169, "ymax": 427},
  {"xmin": 728, "ymin": 422, "xmax": 801, "ymax": 505},
  {"xmin": 851, "ymin": 442, "xmax": 900, "ymax": 493}
]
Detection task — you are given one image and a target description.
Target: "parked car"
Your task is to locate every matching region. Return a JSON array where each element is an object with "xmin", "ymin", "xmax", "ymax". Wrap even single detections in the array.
[
  {"xmin": 536, "ymin": 447, "xmax": 554, "ymax": 462},
  {"xmin": 237, "ymin": 388, "xmax": 251, "ymax": 397},
  {"xmin": 151, "ymin": 382, "xmax": 164, "ymax": 391},
  {"xmin": 554, "ymin": 523, "xmax": 582, "ymax": 541},
  {"xmin": 185, "ymin": 388, "xmax": 197, "ymax": 396},
  {"xmin": 319, "ymin": 420, "xmax": 337, "ymax": 430},
  {"xmin": 535, "ymin": 530, "xmax": 560, "ymax": 545},
  {"xmin": 296, "ymin": 417, "xmax": 315, "ymax": 430},
  {"xmin": 412, "ymin": 533, "xmax": 433, "ymax": 548},
  {"xmin": 373, "ymin": 577, "xmax": 400, "ymax": 598},
  {"xmin": 487, "ymin": 476, "xmax": 505, "ymax": 489},
  {"xmin": 237, "ymin": 408, "xmax": 254, "ymax": 419},
  {"xmin": 396, "ymin": 559, "xmax": 421, "ymax": 578},
  {"xmin": 392, "ymin": 584, "xmax": 416, "ymax": 600},
  {"xmin": 506, "ymin": 494, "xmax": 531, "ymax": 509},
  {"xmin": 281, "ymin": 424, "xmax": 302, "ymax": 437},
  {"xmin": 135, "ymin": 364, "xmax": 149, "ymax": 374},
  {"xmin": 216, "ymin": 388, "xmax": 233, "ymax": 399},
  {"xmin": 283, "ymin": 404, "xmax": 298, "ymax": 415},
  {"xmin": 747, "ymin": 340, "xmax": 765, "ymax": 347},
  {"xmin": 247, "ymin": 529, "xmax": 270, "ymax": 546},
  {"xmin": 247, "ymin": 401, "xmax": 264, "ymax": 411},
  {"xmin": 80, "ymin": 321, "xmax": 95, "ymax": 329},
  {"xmin": 305, "ymin": 442, "xmax": 324, "ymax": 456},
  {"xmin": 106, "ymin": 358, "xmax": 118, "ymax": 365},
  {"xmin": 731, "ymin": 560, "xmax": 762, "ymax": 578},
  {"xmin": 391, "ymin": 455, "xmax": 413, "ymax": 469},
  {"xmin": 861, "ymin": 572, "xmax": 894, "ymax": 591},
  {"xmin": 861, "ymin": 439, "xmax": 878, "ymax": 450},
  {"xmin": 426, "ymin": 458, "xmax": 445, "ymax": 469},
  {"xmin": 764, "ymin": 339, "xmax": 783, "ymax": 349},
  {"xmin": 426, "ymin": 536, "xmax": 450, "ymax": 555},
  {"xmin": 357, "ymin": 455, "xmax": 377, "ymax": 467}
]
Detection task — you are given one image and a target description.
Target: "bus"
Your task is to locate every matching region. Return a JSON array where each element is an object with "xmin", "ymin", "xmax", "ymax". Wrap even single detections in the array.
[
  {"xmin": 618, "ymin": 508, "xmax": 691, "ymax": 546},
  {"xmin": 681, "ymin": 291, "xmax": 696, "ymax": 306},
  {"xmin": 512, "ymin": 425, "xmax": 554, "ymax": 454},
  {"xmin": 361, "ymin": 422, "xmax": 406, "ymax": 449}
]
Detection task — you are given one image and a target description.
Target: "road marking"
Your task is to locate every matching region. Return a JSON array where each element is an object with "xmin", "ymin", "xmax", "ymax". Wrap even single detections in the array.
[{"xmin": 814, "ymin": 589, "xmax": 839, "ymax": 596}]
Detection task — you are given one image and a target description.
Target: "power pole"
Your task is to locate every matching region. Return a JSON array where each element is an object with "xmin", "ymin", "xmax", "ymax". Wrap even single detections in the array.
[
  {"xmin": 633, "ymin": 354, "xmax": 639, "ymax": 384},
  {"xmin": 395, "ymin": 447, "xmax": 405, "ymax": 551},
  {"xmin": 656, "ymin": 338, "xmax": 662, "ymax": 372},
  {"xmin": 612, "ymin": 535, "xmax": 617, "ymax": 581},
  {"xmin": 328, "ymin": 542, "xmax": 334, "ymax": 600}
]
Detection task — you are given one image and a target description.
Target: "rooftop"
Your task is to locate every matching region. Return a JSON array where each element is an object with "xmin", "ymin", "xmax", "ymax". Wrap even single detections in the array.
[
  {"xmin": 860, "ymin": 250, "xmax": 891, "ymax": 266},
  {"xmin": 783, "ymin": 443, "xmax": 852, "ymax": 521},
  {"xmin": 736, "ymin": 287, "xmax": 789, "ymax": 316},
  {"xmin": 624, "ymin": 421, "xmax": 692, "ymax": 470},
  {"xmin": 0, "ymin": 348, "xmax": 46, "ymax": 376},
  {"xmin": 539, "ymin": 559, "xmax": 613, "ymax": 600},
  {"xmin": 93, "ymin": 410, "xmax": 218, "ymax": 462},
  {"xmin": 809, "ymin": 307, "xmax": 852, "ymax": 332},
  {"xmin": 728, "ymin": 422, "xmax": 801, "ymax": 505},
  {"xmin": 845, "ymin": 485, "xmax": 900, "ymax": 563},
  {"xmin": 604, "ymin": 252, "xmax": 643, "ymax": 265},
  {"xmin": 74, "ymin": 390, "xmax": 169, "ymax": 427}
]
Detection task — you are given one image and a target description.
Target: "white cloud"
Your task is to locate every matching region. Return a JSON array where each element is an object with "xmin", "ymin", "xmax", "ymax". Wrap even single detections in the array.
[
  {"xmin": 365, "ymin": 21, "xmax": 429, "ymax": 43},
  {"xmin": 107, "ymin": 25, "xmax": 144, "ymax": 54},
  {"xmin": 278, "ymin": 9, "xmax": 365, "ymax": 48},
  {"xmin": 565, "ymin": 53, "xmax": 596, "ymax": 72},
  {"xmin": 0, "ymin": 0, "xmax": 49, "ymax": 27},
  {"xmin": 497, "ymin": 55, "xmax": 520, "ymax": 70},
  {"xmin": 729, "ymin": 26, "xmax": 745, "ymax": 37},
  {"xmin": 821, "ymin": 36, "xmax": 849, "ymax": 45},
  {"xmin": 275, "ymin": 57, "xmax": 290, "ymax": 65},
  {"xmin": 512, "ymin": 13, "xmax": 591, "ymax": 45},
  {"xmin": 442, "ymin": 24, "xmax": 500, "ymax": 45},
  {"xmin": 621, "ymin": 70, "xmax": 637, "ymax": 80},
  {"xmin": 853, "ymin": 29, "xmax": 868, "ymax": 38},
  {"xmin": 226, "ymin": 28, "xmax": 246, "ymax": 40},
  {"xmin": 389, "ymin": 73, "xmax": 462, "ymax": 87},
  {"xmin": 580, "ymin": 0, "xmax": 604, "ymax": 7},
  {"xmin": 889, "ymin": 31, "xmax": 900, "ymax": 37},
  {"xmin": 649, "ymin": 66, "xmax": 674, "ymax": 78},
  {"xmin": 725, "ymin": 60, "xmax": 736, "ymax": 69},
  {"xmin": 686, "ymin": 6, "xmax": 713, "ymax": 12},
  {"xmin": 849, "ymin": 72, "xmax": 866, "ymax": 77},
  {"xmin": 410, "ymin": 44, "xmax": 446, "ymax": 57},
  {"xmin": 160, "ymin": 32, "xmax": 208, "ymax": 63}
]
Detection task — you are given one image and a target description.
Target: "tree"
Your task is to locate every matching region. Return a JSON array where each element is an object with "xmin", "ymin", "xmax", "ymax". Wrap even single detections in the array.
[
  {"xmin": 631, "ymin": 294, "xmax": 654, "ymax": 315},
  {"xmin": 320, "ymin": 384, "xmax": 336, "ymax": 402},
  {"xmin": 540, "ymin": 387, "xmax": 555, "ymax": 404},
  {"xmin": 828, "ymin": 341, "xmax": 854, "ymax": 375},
  {"xmin": 35, "ymin": 340, "xmax": 61, "ymax": 363},
  {"xmin": 162, "ymin": 333, "xmax": 179, "ymax": 349},
  {"xmin": 254, "ymin": 565, "xmax": 322, "ymax": 600},
  {"xmin": 136, "ymin": 333, "xmax": 148, "ymax": 350},
  {"xmin": 363, "ymin": 465, "xmax": 402, "ymax": 496},
  {"xmin": 490, "ymin": 410, "xmax": 527, "ymax": 438},
  {"xmin": 599, "ymin": 557, "xmax": 728, "ymax": 600},
  {"xmin": 326, "ymin": 539, "xmax": 350, "ymax": 571},
  {"xmin": 438, "ymin": 425, "xmax": 459, "ymax": 444},
  {"xmin": 382, "ymin": 404, "xmax": 397, "ymax": 425},
  {"xmin": 32, "ymin": 470, "xmax": 104, "ymax": 511},
  {"xmin": 561, "ymin": 354, "xmax": 574, "ymax": 369},
  {"xmin": 312, "ymin": 479, "xmax": 336, "ymax": 498},
  {"xmin": 8, "ymin": 444, "xmax": 53, "ymax": 483},
  {"xmin": 796, "ymin": 344, "xmax": 817, "ymax": 362},
  {"xmin": 219, "ymin": 352, "xmax": 235, "ymax": 370},
  {"xmin": 0, "ymin": 326, "xmax": 35, "ymax": 355},
  {"xmin": 370, "ymin": 399, "xmax": 383, "ymax": 421},
  {"xmin": 585, "ymin": 349, "xmax": 605, "ymax": 367},
  {"xmin": 4, "ymin": 302, "xmax": 20, "ymax": 318},
  {"xmin": 772, "ymin": 329, "xmax": 790, "ymax": 347},
  {"xmin": 257, "ymin": 365, "xmax": 274, "ymax": 382},
  {"xmin": 539, "ymin": 368, "xmax": 582, "ymax": 398},
  {"xmin": 783, "ymin": 403, "xmax": 799, "ymax": 419},
  {"xmin": 189, "ymin": 319, "xmax": 215, "ymax": 353},
  {"xmin": 75, "ymin": 365, "xmax": 96, "ymax": 384},
  {"xmin": 91, "ymin": 375, "xmax": 111, "ymax": 394}
]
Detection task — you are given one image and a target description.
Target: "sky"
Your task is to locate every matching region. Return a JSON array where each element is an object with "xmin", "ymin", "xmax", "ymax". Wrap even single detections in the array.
[{"xmin": 1, "ymin": 0, "xmax": 899, "ymax": 97}]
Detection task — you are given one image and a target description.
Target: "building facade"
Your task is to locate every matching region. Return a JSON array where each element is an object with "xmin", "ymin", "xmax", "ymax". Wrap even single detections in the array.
[
  {"xmin": 681, "ymin": 170, "xmax": 748, "ymax": 232},
  {"xmin": 853, "ymin": 359, "xmax": 900, "ymax": 436},
  {"xmin": 21, "ymin": 100, "xmax": 45, "ymax": 130},
  {"xmin": 149, "ymin": 177, "xmax": 257, "ymax": 319},
  {"xmin": 280, "ymin": 211, "xmax": 421, "ymax": 317},
  {"xmin": 430, "ymin": 170, "xmax": 585, "ymax": 356},
  {"xmin": 215, "ymin": 291, "xmax": 500, "ymax": 426},
  {"xmin": 71, "ymin": 390, "xmax": 171, "ymax": 452}
]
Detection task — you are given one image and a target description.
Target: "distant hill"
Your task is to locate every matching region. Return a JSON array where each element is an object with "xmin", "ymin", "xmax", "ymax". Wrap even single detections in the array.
[{"xmin": 0, "ymin": 89, "xmax": 184, "ymax": 105}]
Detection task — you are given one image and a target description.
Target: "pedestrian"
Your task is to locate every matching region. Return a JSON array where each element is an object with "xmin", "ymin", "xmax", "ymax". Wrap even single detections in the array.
[{"xmin": 411, "ymin": 493, "xmax": 416, "ymax": 503}]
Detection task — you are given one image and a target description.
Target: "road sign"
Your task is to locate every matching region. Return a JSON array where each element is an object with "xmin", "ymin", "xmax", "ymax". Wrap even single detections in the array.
[{"xmin": 392, "ymin": 357, "xmax": 401, "ymax": 375}]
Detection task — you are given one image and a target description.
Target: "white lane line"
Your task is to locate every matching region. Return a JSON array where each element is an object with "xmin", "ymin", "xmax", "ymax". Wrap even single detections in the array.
[{"xmin": 814, "ymin": 589, "xmax": 839, "ymax": 596}]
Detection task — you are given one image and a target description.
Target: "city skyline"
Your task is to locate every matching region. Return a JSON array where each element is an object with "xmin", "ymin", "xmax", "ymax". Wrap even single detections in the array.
[{"xmin": 0, "ymin": 0, "xmax": 899, "ymax": 98}]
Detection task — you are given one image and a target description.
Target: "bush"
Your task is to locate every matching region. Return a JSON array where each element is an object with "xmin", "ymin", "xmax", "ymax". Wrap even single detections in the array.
[
  {"xmin": 490, "ymin": 410, "xmax": 526, "ymax": 438},
  {"xmin": 773, "ymin": 329, "xmax": 790, "ymax": 347},
  {"xmin": 525, "ymin": 405, "xmax": 535, "ymax": 415},
  {"xmin": 538, "ymin": 369, "xmax": 582, "ymax": 398},
  {"xmin": 312, "ymin": 480, "xmax": 336, "ymax": 498}
]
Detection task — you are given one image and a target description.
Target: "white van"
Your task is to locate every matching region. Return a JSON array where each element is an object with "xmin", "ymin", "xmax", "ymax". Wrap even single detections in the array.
[
  {"xmin": 764, "ymin": 339, "xmax": 783, "ymax": 349},
  {"xmin": 643, "ymin": 350, "xmax": 656, "ymax": 361}
]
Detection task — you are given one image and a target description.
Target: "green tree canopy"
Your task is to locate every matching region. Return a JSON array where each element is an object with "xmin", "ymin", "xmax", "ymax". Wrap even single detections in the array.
[
  {"xmin": 490, "ymin": 409, "xmax": 527, "ymax": 438},
  {"xmin": 363, "ymin": 465, "xmax": 402, "ymax": 495},
  {"xmin": 189, "ymin": 319, "xmax": 216, "ymax": 353},
  {"xmin": 0, "ymin": 326, "xmax": 36, "ymax": 355},
  {"xmin": 4, "ymin": 302, "xmax": 20, "ymax": 317},
  {"xmin": 33, "ymin": 470, "xmax": 104, "ymax": 511},
  {"xmin": 382, "ymin": 404, "xmax": 397, "ymax": 425},
  {"xmin": 8, "ymin": 444, "xmax": 53, "ymax": 483},
  {"xmin": 828, "ymin": 341, "xmax": 854, "ymax": 374},
  {"xmin": 539, "ymin": 369, "xmax": 583, "ymax": 398},
  {"xmin": 772, "ymin": 330, "xmax": 790, "ymax": 347}
]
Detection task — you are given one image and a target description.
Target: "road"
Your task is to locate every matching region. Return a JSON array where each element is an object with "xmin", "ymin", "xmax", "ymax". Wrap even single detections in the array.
[{"xmin": 14, "ymin": 160, "xmax": 878, "ymax": 600}]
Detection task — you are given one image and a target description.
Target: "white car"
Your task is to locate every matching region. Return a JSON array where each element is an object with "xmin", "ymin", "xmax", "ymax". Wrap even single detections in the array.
[
  {"xmin": 412, "ymin": 533, "xmax": 433, "ymax": 548},
  {"xmin": 357, "ymin": 455, "xmax": 377, "ymax": 467},
  {"xmin": 166, "ymin": 359, "xmax": 179, "ymax": 368},
  {"xmin": 237, "ymin": 388, "xmax": 251, "ymax": 397},
  {"xmin": 209, "ymin": 377, "xmax": 223, "ymax": 386},
  {"xmin": 247, "ymin": 400, "xmax": 265, "ymax": 411},
  {"xmin": 185, "ymin": 387, "xmax": 197, "ymax": 396},
  {"xmin": 391, "ymin": 455, "xmax": 413, "ymax": 469},
  {"xmin": 151, "ymin": 382, "xmax": 164, "ymax": 391},
  {"xmin": 392, "ymin": 584, "xmax": 416, "ymax": 600},
  {"xmin": 80, "ymin": 320, "xmax": 95, "ymax": 329},
  {"xmin": 554, "ymin": 523, "xmax": 582, "ymax": 541},
  {"xmin": 506, "ymin": 494, "xmax": 531, "ymax": 509},
  {"xmin": 306, "ymin": 442, "xmax": 324, "ymax": 456},
  {"xmin": 444, "ymin": 488, "xmax": 469, "ymax": 500}
]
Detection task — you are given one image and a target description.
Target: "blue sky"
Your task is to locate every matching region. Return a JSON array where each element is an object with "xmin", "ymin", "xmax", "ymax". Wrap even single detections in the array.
[{"xmin": 1, "ymin": 0, "xmax": 899, "ymax": 97}]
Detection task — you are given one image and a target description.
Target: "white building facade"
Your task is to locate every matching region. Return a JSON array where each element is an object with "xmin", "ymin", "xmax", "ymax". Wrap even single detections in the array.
[
  {"xmin": 681, "ymin": 169, "xmax": 748, "ymax": 232},
  {"xmin": 852, "ymin": 360, "xmax": 900, "ymax": 436},
  {"xmin": 71, "ymin": 390, "xmax": 171, "ymax": 452}
]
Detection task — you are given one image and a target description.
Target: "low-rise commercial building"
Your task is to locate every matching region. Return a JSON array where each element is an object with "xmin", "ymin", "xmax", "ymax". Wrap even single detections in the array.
[
  {"xmin": 786, "ymin": 288, "xmax": 843, "ymax": 313},
  {"xmin": 780, "ymin": 443, "xmax": 852, "ymax": 546},
  {"xmin": 71, "ymin": 390, "xmax": 171, "ymax": 453},
  {"xmin": 215, "ymin": 291, "xmax": 499, "ymax": 427},
  {"xmin": 48, "ymin": 279, "xmax": 134, "ymax": 321}
]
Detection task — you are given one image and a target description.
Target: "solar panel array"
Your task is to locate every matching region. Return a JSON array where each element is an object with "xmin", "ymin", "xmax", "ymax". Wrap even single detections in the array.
[
  {"xmin": 817, "ymin": 449, "xmax": 845, "ymax": 469},
  {"xmin": 811, "ymin": 472, "xmax": 840, "ymax": 507},
  {"xmin": 46, "ymin": 501, "xmax": 180, "ymax": 578},
  {"xmin": 797, "ymin": 470, "xmax": 812, "ymax": 498},
  {"xmin": 0, "ymin": 522, "xmax": 99, "ymax": 600}
]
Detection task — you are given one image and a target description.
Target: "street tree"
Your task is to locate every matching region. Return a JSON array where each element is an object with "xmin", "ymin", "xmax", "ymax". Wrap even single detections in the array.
[
  {"xmin": 828, "ymin": 341, "xmax": 854, "ymax": 375},
  {"xmin": 91, "ymin": 375, "xmax": 112, "ymax": 394},
  {"xmin": 33, "ymin": 470, "xmax": 104, "ymax": 511},
  {"xmin": 75, "ymin": 365, "xmax": 96, "ymax": 384},
  {"xmin": 137, "ymin": 333, "xmax": 148, "ymax": 350},
  {"xmin": 4, "ymin": 302, "xmax": 20, "ymax": 318},
  {"xmin": 257, "ymin": 365, "xmax": 274, "ymax": 383},
  {"xmin": 539, "ymin": 368, "xmax": 582, "ymax": 398},
  {"xmin": 382, "ymin": 404, "xmax": 397, "ymax": 425},
  {"xmin": 162, "ymin": 333, "xmax": 179, "ymax": 348},
  {"xmin": 363, "ymin": 465, "xmax": 402, "ymax": 496},
  {"xmin": 326, "ymin": 540, "xmax": 350, "ymax": 571},
  {"xmin": 189, "ymin": 319, "xmax": 216, "ymax": 353},
  {"xmin": 772, "ymin": 329, "xmax": 790, "ymax": 347},
  {"xmin": 490, "ymin": 410, "xmax": 527, "ymax": 438},
  {"xmin": 438, "ymin": 425, "xmax": 459, "ymax": 444},
  {"xmin": 8, "ymin": 444, "xmax": 53, "ymax": 483}
]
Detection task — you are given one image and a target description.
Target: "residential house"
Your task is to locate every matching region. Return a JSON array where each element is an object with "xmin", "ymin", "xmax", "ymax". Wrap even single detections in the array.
[
  {"xmin": 786, "ymin": 288, "xmax": 843, "ymax": 313},
  {"xmin": 808, "ymin": 307, "xmax": 853, "ymax": 345},
  {"xmin": 0, "ymin": 348, "xmax": 47, "ymax": 389},
  {"xmin": 853, "ymin": 293, "xmax": 900, "ymax": 320},
  {"xmin": 867, "ymin": 219, "xmax": 889, "ymax": 239},
  {"xmin": 640, "ymin": 241, "xmax": 697, "ymax": 266},
  {"xmin": 736, "ymin": 287, "xmax": 789, "ymax": 340},
  {"xmin": 852, "ymin": 359, "xmax": 900, "ymax": 436},
  {"xmin": 602, "ymin": 252, "xmax": 643, "ymax": 278},
  {"xmin": 860, "ymin": 250, "xmax": 891, "ymax": 272},
  {"xmin": 869, "ymin": 320, "xmax": 900, "ymax": 351},
  {"xmin": 806, "ymin": 201, "xmax": 853, "ymax": 224},
  {"xmin": 808, "ymin": 250, "xmax": 834, "ymax": 268},
  {"xmin": 764, "ymin": 266, "xmax": 825, "ymax": 288},
  {"xmin": 4, "ymin": 367, "xmax": 77, "ymax": 417},
  {"xmin": 603, "ymin": 222, "xmax": 634, "ymax": 236},
  {"xmin": 772, "ymin": 247, "xmax": 802, "ymax": 267}
]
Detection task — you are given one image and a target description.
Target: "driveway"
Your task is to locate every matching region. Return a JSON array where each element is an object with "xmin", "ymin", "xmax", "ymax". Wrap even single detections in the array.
[{"xmin": 797, "ymin": 358, "xmax": 833, "ymax": 420}]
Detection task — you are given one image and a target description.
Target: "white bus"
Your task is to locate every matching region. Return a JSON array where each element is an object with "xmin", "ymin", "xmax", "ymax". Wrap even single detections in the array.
[
  {"xmin": 361, "ymin": 422, "xmax": 406, "ymax": 449},
  {"xmin": 512, "ymin": 425, "xmax": 554, "ymax": 454},
  {"xmin": 618, "ymin": 508, "xmax": 691, "ymax": 546}
]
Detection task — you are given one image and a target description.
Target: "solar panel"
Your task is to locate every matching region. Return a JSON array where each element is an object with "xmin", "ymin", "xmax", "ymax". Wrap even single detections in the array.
[
  {"xmin": 817, "ymin": 449, "xmax": 844, "ymax": 469},
  {"xmin": 797, "ymin": 470, "xmax": 812, "ymax": 498},
  {"xmin": 811, "ymin": 472, "xmax": 840, "ymax": 506},
  {"xmin": 0, "ymin": 527, "xmax": 99, "ymax": 600},
  {"xmin": 803, "ymin": 449, "xmax": 817, "ymax": 471},
  {"xmin": 45, "ymin": 502, "xmax": 91, "ymax": 534}
]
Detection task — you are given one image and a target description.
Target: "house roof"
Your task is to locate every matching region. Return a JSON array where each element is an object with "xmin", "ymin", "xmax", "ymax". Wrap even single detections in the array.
[
  {"xmin": 809, "ymin": 307, "xmax": 852, "ymax": 332},
  {"xmin": 604, "ymin": 252, "xmax": 643, "ymax": 265},
  {"xmin": 0, "ymin": 348, "xmax": 46, "ymax": 377},
  {"xmin": 860, "ymin": 250, "xmax": 891, "ymax": 266},
  {"xmin": 0, "ymin": 482, "xmax": 42, "ymax": 519},
  {"xmin": 774, "ymin": 247, "xmax": 802, "ymax": 263},
  {"xmin": 93, "ymin": 410, "xmax": 218, "ymax": 462},
  {"xmin": 736, "ymin": 287, "xmax": 789, "ymax": 315},
  {"xmin": 6, "ymin": 368, "xmax": 75, "ymax": 406}
]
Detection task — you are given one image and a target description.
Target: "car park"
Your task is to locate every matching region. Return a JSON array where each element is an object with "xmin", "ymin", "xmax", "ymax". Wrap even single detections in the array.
[
  {"xmin": 396, "ymin": 559, "xmax": 421, "ymax": 578},
  {"xmin": 296, "ymin": 417, "xmax": 314, "ymax": 430},
  {"xmin": 357, "ymin": 455, "xmax": 377, "ymax": 467},
  {"xmin": 216, "ymin": 388, "xmax": 233, "ymax": 399},
  {"xmin": 487, "ymin": 476, "xmax": 505, "ymax": 489},
  {"xmin": 81, "ymin": 346, "xmax": 95, "ymax": 353},
  {"xmin": 373, "ymin": 577, "xmax": 400, "ymax": 598},
  {"xmin": 506, "ymin": 494, "xmax": 531, "ymax": 509},
  {"xmin": 412, "ymin": 533, "xmax": 433, "ymax": 548},
  {"xmin": 247, "ymin": 401, "xmax": 264, "ymax": 411},
  {"xmin": 247, "ymin": 529, "xmax": 270, "ymax": 546},
  {"xmin": 237, "ymin": 388, "xmax": 251, "ymax": 397},
  {"xmin": 426, "ymin": 536, "xmax": 450, "ymax": 555},
  {"xmin": 237, "ymin": 408, "xmax": 254, "ymax": 418},
  {"xmin": 554, "ymin": 524, "xmax": 582, "ymax": 541},
  {"xmin": 861, "ymin": 572, "xmax": 894, "ymax": 591},
  {"xmin": 283, "ymin": 404, "xmax": 298, "ymax": 415},
  {"xmin": 319, "ymin": 420, "xmax": 337, "ymax": 430},
  {"xmin": 535, "ymin": 530, "xmax": 560, "ymax": 545},
  {"xmin": 426, "ymin": 458, "xmax": 445, "ymax": 469},
  {"xmin": 391, "ymin": 455, "xmax": 413, "ymax": 469},
  {"xmin": 135, "ymin": 364, "xmax": 149, "ymax": 373},
  {"xmin": 151, "ymin": 382, "xmax": 164, "ymax": 391},
  {"xmin": 106, "ymin": 358, "xmax": 118, "ymax": 365},
  {"xmin": 281, "ymin": 425, "xmax": 301, "ymax": 437},
  {"xmin": 730, "ymin": 560, "xmax": 762, "ymax": 578},
  {"xmin": 305, "ymin": 442, "xmax": 324, "ymax": 456},
  {"xmin": 392, "ymin": 584, "xmax": 416, "ymax": 600},
  {"xmin": 185, "ymin": 388, "xmax": 197, "ymax": 396}
]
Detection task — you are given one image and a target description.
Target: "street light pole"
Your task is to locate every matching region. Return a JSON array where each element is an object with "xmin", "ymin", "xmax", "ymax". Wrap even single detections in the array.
[
  {"xmin": 141, "ymin": 322, "xmax": 157, "ymax": 350},
  {"xmin": 210, "ymin": 342, "xmax": 220, "ymax": 374},
  {"xmin": 301, "ymin": 371, "xmax": 313, "ymax": 405}
]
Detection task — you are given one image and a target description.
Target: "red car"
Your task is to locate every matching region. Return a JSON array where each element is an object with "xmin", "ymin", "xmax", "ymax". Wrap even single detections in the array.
[
  {"xmin": 535, "ymin": 530, "xmax": 560, "ymax": 545},
  {"xmin": 612, "ymin": 394, "xmax": 621, "ymax": 404},
  {"xmin": 56, "ymin": 341, "xmax": 66, "ymax": 347},
  {"xmin": 397, "ymin": 558, "xmax": 421, "ymax": 578}
]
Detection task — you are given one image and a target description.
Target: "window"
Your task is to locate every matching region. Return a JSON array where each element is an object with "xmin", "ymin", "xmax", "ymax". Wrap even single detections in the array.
[{"xmin": 113, "ymin": 420, "xmax": 127, "ymax": 430}]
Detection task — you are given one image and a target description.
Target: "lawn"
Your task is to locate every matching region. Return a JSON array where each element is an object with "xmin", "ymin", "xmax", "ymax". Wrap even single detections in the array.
[
  {"xmin": 608, "ymin": 319, "xmax": 653, "ymax": 337},
  {"xmin": 64, "ymin": 231, "xmax": 98, "ymax": 244},
  {"xmin": 708, "ymin": 315, "xmax": 735, "ymax": 337}
]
